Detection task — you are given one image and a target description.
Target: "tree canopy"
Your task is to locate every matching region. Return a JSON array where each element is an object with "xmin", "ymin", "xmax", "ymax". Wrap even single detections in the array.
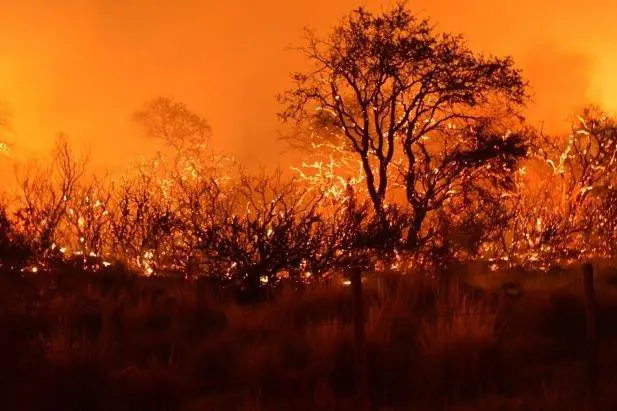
[{"xmin": 279, "ymin": 3, "xmax": 529, "ymax": 250}]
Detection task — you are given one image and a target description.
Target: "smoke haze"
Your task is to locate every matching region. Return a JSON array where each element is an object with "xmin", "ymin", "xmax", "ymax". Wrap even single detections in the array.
[{"xmin": 1, "ymin": 0, "xmax": 615, "ymax": 170}]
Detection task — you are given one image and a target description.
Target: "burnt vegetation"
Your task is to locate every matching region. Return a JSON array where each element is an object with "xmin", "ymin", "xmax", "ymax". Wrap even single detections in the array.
[{"xmin": 2, "ymin": 3, "xmax": 617, "ymax": 410}]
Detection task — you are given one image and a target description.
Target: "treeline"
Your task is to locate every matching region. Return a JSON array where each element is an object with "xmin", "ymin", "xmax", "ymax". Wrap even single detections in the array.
[
  {"xmin": 2, "ymin": 3, "xmax": 617, "ymax": 293},
  {"xmin": 0, "ymin": 134, "xmax": 398, "ymax": 295}
]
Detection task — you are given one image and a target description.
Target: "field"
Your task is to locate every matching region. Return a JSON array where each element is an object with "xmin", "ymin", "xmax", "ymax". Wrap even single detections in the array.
[{"xmin": 2, "ymin": 263, "xmax": 617, "ymax": 410}]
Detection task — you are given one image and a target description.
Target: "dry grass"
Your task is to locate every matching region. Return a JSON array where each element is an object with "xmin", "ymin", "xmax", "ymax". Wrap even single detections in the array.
[{"xmin": 1, "ymin": 264, "xmax": 617, "ymax": 410}]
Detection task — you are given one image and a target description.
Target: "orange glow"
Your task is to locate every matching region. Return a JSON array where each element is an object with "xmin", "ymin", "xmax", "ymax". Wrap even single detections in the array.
[{"xmin": 0, "ymin": 0, "xmax": 616, "ymax": 171}]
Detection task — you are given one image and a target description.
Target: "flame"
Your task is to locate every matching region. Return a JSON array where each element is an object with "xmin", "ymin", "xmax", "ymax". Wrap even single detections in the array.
[{"xmin": 0, "ymin": 141, "xmax": 10, "ymax": 156}]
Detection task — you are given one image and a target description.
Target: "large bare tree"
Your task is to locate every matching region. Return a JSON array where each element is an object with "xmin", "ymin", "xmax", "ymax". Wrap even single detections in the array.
[{"xmin": 279, "ymin": 3, "xmax": 529, "ymax": 251}]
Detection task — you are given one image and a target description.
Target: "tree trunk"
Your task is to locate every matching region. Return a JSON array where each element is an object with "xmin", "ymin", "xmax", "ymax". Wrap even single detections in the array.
[
  {"xmin": 406, "ymin": 208, "xmax": 426, "ymax": 250},
  {"xmin": 351, "ymin": 267, "xmax": 370, "ymax": 411},
  {"xmin": 583, "ymin": 262, "xmax": 598, "ymax": 411}
]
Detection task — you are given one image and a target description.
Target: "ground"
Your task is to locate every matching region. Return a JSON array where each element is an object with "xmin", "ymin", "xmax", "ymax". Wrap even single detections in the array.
[{"xmin": 1, "ymin": 262, "xmax": 617, "ymax": 410}]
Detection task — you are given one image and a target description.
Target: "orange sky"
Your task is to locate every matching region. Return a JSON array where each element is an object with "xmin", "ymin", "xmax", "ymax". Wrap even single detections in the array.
[{"xmin": 1, "ymin": 0, "xmax": 616, "ymax": 171}]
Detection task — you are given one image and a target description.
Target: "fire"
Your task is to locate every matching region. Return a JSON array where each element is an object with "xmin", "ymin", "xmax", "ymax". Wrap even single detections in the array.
[
  {"xmin": 291, "ymin": 144, "xmax": 366, "ymax": 201},
  {"xmin": 0, "ymin": 141, "xmax": 10, "ymax": 156}
]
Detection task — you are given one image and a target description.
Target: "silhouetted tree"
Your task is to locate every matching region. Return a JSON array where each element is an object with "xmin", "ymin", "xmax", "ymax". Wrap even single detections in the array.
[
  {"xmin": 500, "ymin": 107, "xmax": 617, "ymax": 266},
  {"xmin": 133, "ymin": 96, "xmax": 212, "ymax": 158},
  {"xmin": 130, "ymin": 96, "xmax": 233, "ymax": 275},
  {"xmin": 0, "ymin": 203, "xmax": 32, "ymax": 271},
  {"xmin": 319, "ymin": 185, "xmax": 411, "ymax": 270},
  {"xmin": 109, "ymin": 158, "xmax": 179, "ymax": 275},
  {"xmin": 279, "ymin": 3, "xmax": 529, "ymax": 253},
  {"xmin": 61, "ymin": 175, "xmax": 114, "ymax": 259},
  {"xmin": 13, "ymin": 136, "xmax": 87, "ymax": 258},
  {"xmin": 190, "ymin": 170, "xmax": 326, "ymax": 301},
  {"xmin": 560, "ymin": 107, "xmax": 617, "ymax": 251}
]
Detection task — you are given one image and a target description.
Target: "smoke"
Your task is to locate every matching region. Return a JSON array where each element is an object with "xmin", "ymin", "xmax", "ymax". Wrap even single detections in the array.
[
  {"xmin": 0, "ymin": 0, "xmax": 614, "ymax": 170},
  {"xmin": 522, "ymin": 44, "xmax": 594, "ymax": 132}
]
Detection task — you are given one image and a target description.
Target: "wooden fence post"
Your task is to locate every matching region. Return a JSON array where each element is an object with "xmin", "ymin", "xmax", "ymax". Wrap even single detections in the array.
[
  {"xmin": 583, "ymin": 262, "xmax": 598, "ymax": 410},
  {"xmin": 350, "ymin": 266, "xmax": 370, "ymax": 411}
]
